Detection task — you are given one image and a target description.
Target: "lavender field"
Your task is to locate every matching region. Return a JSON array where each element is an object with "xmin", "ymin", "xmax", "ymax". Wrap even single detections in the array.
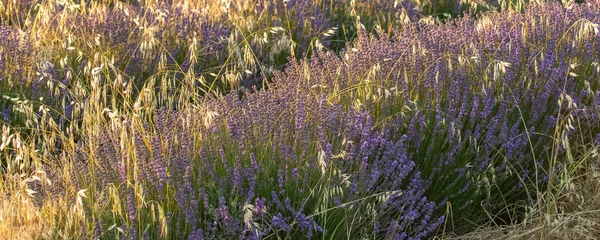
[{"xmin": 0, "ymin": 0, "xmax": 599, "ymax": 239}]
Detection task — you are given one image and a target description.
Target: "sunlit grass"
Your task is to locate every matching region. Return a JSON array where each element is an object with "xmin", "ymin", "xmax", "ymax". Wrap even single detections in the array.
[{"xmin": 0, "ymin": 0, "xmax": 599, "ymax": 239}]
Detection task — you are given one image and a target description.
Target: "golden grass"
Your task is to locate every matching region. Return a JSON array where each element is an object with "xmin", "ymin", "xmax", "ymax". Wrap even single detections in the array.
[
  {"xmin": 0, "ymin": 173, "xmax": 57, "ymax": 239},
  {"xmin": 444, "ymin": 152, "xmax": 600, "ymax": 240}
]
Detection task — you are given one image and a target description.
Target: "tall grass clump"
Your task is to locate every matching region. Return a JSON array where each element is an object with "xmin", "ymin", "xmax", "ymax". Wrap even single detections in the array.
[
  {"xmin": 448, "ymin": 120, "xmax": 600, "ymax": 239},
  {"xmin": 1, "ymin": 0, "xmax": 600, "ymax": 240}
]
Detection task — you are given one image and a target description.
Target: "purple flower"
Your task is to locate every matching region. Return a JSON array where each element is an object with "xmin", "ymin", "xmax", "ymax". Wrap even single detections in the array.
[{"xmin": 271, "ymin": 213, "xmax": 289, "ymax": 231}]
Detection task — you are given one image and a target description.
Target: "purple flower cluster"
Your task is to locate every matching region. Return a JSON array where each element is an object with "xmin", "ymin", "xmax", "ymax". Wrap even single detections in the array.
[
  {"xmin": 0, "ymin": 24, "xmax": 34, "ymax": 86},
  {"xmin": 190, "ymin": 80, "xmax": 440, "ymax": 238},
  {"xmin": 62, "ymin": 3, "xmax": 230, "ymax": 79},
  {"xmin": 68, "ymin": 70, "xmax": 440, "ymax": 238},
  {"xmin": 269, "ymin": 1, "xmax": 600, "ymax": 229},
  {"xmin": 41, "ymin": 2, "xmax": 600, "ymax": 239}
]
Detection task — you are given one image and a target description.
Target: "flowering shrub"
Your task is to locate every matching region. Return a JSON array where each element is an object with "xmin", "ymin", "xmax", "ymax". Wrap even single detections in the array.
[
  {"xmin": 1, "ymin": 1, "xmax": 600, "ymax": 240},
  {"xmin": 271, "ymin": 2, "xmax": 600, "ymax": 229},
  {"xmin": 66, "ymin": 82, "xmax": 443, "ymax": 238},
  {"xmin": 52, "ymin": 3, "xmax": 600, "ymax": 238}
]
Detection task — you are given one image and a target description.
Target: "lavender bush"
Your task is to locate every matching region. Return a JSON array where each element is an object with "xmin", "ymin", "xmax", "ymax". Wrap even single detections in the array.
[
  {"xmin": 270, "ymin": 2, "xmax": 600, "ymax": 229},
  {"xmin": 1, "ymin": 1, "xmax": 600, "ymax": 240},
  {"xmin": 67, "ymin": 83, "xmax": 443, "ymax": 238},
  {"xmin": 59, "ymin": 3, "xmax": 600, "ymax": 238}
]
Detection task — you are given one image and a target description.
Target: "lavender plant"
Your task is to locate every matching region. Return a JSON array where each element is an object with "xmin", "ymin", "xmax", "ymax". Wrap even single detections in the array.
[
  {"xmin": 2, "ymin": 1, "xmax": 600, "ymax": 240},
  {"xmin": 65, "ymin": 81, "xmax": 443, "ymax": 238},
  {"xmin": 267, "ymin": 2, "xmax": 600, "ymax": 231}
]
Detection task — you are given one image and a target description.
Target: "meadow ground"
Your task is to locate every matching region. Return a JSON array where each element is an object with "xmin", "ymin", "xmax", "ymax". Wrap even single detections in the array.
[{"xmin": 0, "ymin": 0, "xmax": 599, "ymax": 239}]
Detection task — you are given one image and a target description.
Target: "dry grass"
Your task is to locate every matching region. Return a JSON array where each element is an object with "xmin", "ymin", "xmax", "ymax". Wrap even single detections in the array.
[{"xmin": 444, "ymin": 149, "xmax": 600, "ymax": 240}]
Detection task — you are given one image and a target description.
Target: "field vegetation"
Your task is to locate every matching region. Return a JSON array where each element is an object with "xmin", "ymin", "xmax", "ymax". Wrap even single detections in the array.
[{"xmin": 0, "ymin": 0, "xmax": 599, "ymax": 239}]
